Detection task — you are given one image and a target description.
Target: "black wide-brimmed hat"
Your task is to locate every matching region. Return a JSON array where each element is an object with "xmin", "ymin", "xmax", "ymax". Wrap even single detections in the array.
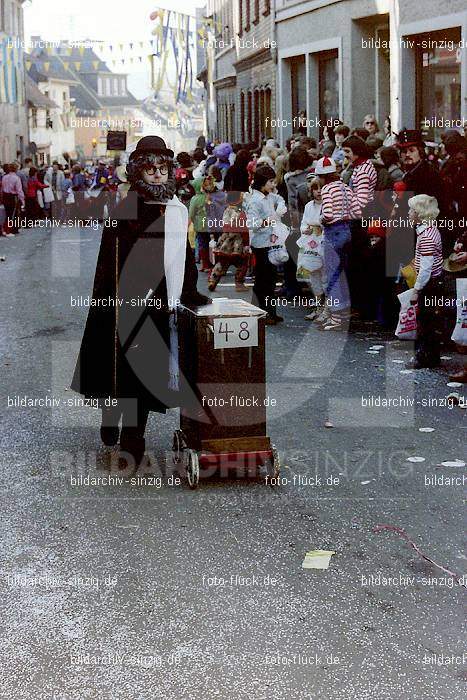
[
  {"xmin": 129, "ymin": 135, "xmax": 174, "ymax": 161},
  {"xmin": 396, "ymin": 129, "xmax": 425, "ymax": 149}
]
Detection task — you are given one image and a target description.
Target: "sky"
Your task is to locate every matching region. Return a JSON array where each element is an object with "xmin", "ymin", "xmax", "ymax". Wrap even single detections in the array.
[{"xmin": 24, "ymin": 0, "xmax": 203, "ymax": 99}]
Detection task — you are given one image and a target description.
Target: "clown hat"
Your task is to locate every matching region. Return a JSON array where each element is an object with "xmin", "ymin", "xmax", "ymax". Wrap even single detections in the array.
[{"xmin": 314, "ymin": 156, "xmax": 337, "ymax": 175}]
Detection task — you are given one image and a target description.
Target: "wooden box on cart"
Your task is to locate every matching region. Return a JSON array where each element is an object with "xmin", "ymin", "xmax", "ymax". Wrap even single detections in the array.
[{"xmin": 175, "ymin": 299, "xmax": 280, "ymax": 487}]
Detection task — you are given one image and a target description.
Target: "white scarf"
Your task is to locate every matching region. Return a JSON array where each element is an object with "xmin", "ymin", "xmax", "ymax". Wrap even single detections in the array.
[{"xmin": 163, "ymin": 195, "xmax": 188, "ymax": 390}]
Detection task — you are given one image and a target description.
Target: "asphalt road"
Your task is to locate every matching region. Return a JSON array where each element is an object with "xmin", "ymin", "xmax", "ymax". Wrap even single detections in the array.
[{"xmin": 0, "ymin": 223, "xmax": 466, "ymax": 700}]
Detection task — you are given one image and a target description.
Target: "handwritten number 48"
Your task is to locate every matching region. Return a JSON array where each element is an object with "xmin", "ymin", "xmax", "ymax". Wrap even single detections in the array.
[{"xmin": 218, "ymin": 321, "xmax": 250, "ymax": 342}]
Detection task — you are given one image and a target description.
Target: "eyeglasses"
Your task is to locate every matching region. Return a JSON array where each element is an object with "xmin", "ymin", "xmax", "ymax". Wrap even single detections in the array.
[
  {"xmin": 365, "ymin": 121, "xmax": 376, "ymax": 126},
  {"xmin": 145, "ymin": 164, "xmax": 169, "ymax": 175}
]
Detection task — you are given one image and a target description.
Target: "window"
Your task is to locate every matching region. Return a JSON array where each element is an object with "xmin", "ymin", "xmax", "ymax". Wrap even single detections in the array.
[
  {"xmin": 113, "ymin": 77, "xmax": 119, "ymax": 95},
  {"xmin": 253, "ymin": 90, "xmax": 260, "ymax": 142},
  {"xmin": 290, "ymin": 55, "xmax": 306, "ymax": 134},
  {"xmin": 31, "ymin": 107, "xmax": 38, "ymax": 129},
  {"xmin": 17, "ymin": 4, "xmax": 22, "ymax": 38},
  {"xmin": 240, "ymin": 91, "xmax": 245, "ymax": 141},
  {"xmin": 0, "ymin": 1, "xmax": 5, "ymax": 32},
  {"xmin": 238, "ymin": 0, "xmax": 243, "ymax": 36},
  {"xmin": 11, "ymin": 1, "xmax": 16, "ymax": 34},
  {"xmin": 253, "ymin": 0, "xmax": 259, "ymax": 24},
  {"xmin": 245, "ymin": 0, "xmax": 250, "ymax": 32},
  {"xmin": 318, "ymin": 49, "xmax": 339, "ymax": 135},
  {"xmin": 263, "ymin": 0, "xmax": 270, "ymax": 16},
  {"xmin": 106, "ymin": 78, "xmax": 111, "ymax": 95},
  {"xmin": 247, "ymin": 91, "xmax": 252, "ymax": 141},
  {"xmin": 415, "ymin": 28, "xmax": 461, "ymax": 141},
  {"xmin": 120, "ymin": 78, "xmax": 126, "ymax": 94},
  {"xmin": 264, "ymin": 88, "xmax": 271, "ymax": 136}
]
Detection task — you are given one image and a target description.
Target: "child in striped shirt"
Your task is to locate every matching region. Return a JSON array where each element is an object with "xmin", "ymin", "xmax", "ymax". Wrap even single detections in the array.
[{"xmin": 407, "ymin": 194, "xmax": 444, "ymax": 368}]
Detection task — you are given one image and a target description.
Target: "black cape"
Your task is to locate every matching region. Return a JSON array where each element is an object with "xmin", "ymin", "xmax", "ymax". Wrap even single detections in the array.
[{"xmin": 71, "ymin": 192, "xmax": 209, "ymax": 413}]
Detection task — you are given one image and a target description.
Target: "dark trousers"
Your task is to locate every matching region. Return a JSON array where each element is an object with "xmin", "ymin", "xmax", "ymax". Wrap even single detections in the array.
[
  {"xmin": 348, "ymin": 219, "xmax": 370, "ymax": 313},
  {"xmin": 3, "ymin": 193, "xmax": 19, "ymax": 233},
  {"xmin": 252, "ymin": 246, "xmax": 278, "ymax": 317},
  {"xmin": 415, "ymin": 276, "xmax": 444, "ymax": 367},
  {"xmin": 283, "ymin": 231, "xmax": 300, "ymax": 294},
  {"xmin": 102, "ymin": 400, "xmax": 150, "ymax": 445}
]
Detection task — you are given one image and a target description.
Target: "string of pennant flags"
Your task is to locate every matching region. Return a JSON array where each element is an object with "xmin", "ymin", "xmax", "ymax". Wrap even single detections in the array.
[
  {"xmin": 2, "ymin": 7, "xmax": 207, "ymax": 105},
  {"xmin": 148, "ymin": 7, "xmax": 200, "ymax": 103}
]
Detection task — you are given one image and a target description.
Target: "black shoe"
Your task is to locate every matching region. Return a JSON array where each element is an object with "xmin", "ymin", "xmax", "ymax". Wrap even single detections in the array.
[
  {"xmin": 405, "ymin": 358, "xmax": 439, "ymax": 370},
  {"xmin": 119, "ymin": 434, "xmax": 145, "ymax": 467},
  {"xmin": 100, "ymin": 426, "xmax": 120, "ymax": 446}
]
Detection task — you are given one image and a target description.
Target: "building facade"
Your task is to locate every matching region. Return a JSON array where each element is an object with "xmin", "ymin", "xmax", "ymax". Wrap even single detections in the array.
[
  {"xmin": 0, "ymin": 0, "xmax": 28, "ymax": 163},
  {"xmin": 26, "ymin": 75, "xmax": 58, "ymax": 165},
  {"xmin": 200, "ymin": 0, "xmax": 277, "ymax": 143},
  {"xmin": 26, "ymin": 44, "xmax": 78, "ymax": 164},
  {"xmin": 55, "ymin": 43, "xmax": 140, "ymax": 161},
  {"xmin": 275, "ymin": 0, "xmax": 466, "ymax": 145}
]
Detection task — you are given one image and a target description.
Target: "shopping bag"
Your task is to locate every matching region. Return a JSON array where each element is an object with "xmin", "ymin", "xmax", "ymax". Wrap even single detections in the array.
[
  {"xmin": 296, "ymin": 234, "xmax": 323, "ymax": 273},
  {"xmin": 296, "ymin": 264, "xmax": 311, "ymax": 281},
  {"xmin": 451, "ymin": 278, "xmax": 467, "ymax": 346},
  {"xmin": 66, "ymin": 190, "xmax": 75, "ymax": 205},
  {"xmin": 43, "ymin": 186, "xmax": 55, "ymax": 204},
  {"xmin": 395, "ymin": 288, "xmax": 418, "ymax": 340},
  {"xmin": 268, "ymin": 221, "xmax": 289, "ymax": 266}
]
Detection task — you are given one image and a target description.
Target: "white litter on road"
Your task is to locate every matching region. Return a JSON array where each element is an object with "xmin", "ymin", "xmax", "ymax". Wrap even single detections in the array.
[
  {"xmin": 301, "ymin": 550, "xmax": 336, "ymax": 570},
  {"xmin": 406, "ymin": 456, "xmax": 426, "ymax": 463}
]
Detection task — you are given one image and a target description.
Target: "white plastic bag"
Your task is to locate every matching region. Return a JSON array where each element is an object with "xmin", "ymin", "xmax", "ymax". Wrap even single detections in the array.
[
  {"xmin": 451, "ymin": 278, "xmax": 467, "ymax": 346},
  {"xmin": 296, "ymin": 233, "xmax": 323, "ymax": 273},
  {"xmin": 395, "ymin": 288, "xmax": 418, "ymax": 340},
  {"xmin": 268, "ymin": 221, "xmax": 289, "ymax": 266},
  {"xmin": 66, "ymin": 190, "xmax": 75, "ymax": 205},
  {"xmin": 43, "ymin": 186, "xmax": 55, "ymax": 204}
]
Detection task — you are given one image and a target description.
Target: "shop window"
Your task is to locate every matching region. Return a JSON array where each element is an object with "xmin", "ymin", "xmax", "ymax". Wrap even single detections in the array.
[
  {"xmin": 415, "ymin": 28, "xmax": 461, "ymax": 141},
  {"xmin": 290, "ymin": 55, "xmax": 306, "ymax": 134},
  {"xmin": 318, "ymin": 49, "xmax": 339, "ymax": 136}
]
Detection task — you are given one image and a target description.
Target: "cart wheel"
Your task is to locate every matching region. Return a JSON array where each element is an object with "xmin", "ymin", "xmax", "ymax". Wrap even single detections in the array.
[
  {"xmin": 186, "ymin": 450, "xmax": 200, "ymax": 489},
  {"xmin": 265, "ymin": 446, "xmax": 280, "ymax": 485},
  {"xmin": 172, "ymin": 429, "xmax": 184, "ymax": 464}
]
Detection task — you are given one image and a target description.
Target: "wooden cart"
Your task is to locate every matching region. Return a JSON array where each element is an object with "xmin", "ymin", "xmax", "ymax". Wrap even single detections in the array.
[{"xmin": 174, "ymin": 299, "xmax": 280, "ymax": 488}]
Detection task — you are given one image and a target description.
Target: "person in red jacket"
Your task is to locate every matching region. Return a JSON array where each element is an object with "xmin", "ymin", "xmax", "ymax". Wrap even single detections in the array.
[{"xmin": 25, "ymin": 167, "xmax": 48, "ymax": 223}]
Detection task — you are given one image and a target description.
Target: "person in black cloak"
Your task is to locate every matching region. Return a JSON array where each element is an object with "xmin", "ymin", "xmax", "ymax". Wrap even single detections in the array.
[{"xmin": 71, "ymin": 136, "xmax": 210, "ymax": 465}]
